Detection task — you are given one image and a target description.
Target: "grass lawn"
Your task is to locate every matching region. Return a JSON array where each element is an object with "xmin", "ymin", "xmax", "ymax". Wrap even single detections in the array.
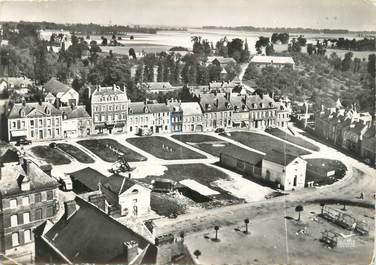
[
  {"xmin": 141, "ymin": 163, "xmax": 243, "ymax": 207},
  {"xmin": 56, "ymin": 143, "xmax": 95, "ymax": 164},
  {"xmin": 150, "ymin": 192, "xmax": 187, "ymax": 217},
  {"xmin": 266, "ymin": 128, "xmax": 320, "ymax": 152},
  {"xmin": 30, "ymin": 146, "xmax": 71, "ymax": 165},
  {"xmin": 126, "ymin": 136, "xmax": 206, "ymax": 160},
  {"xmin": 172, "ymin": 133, "xmax": 261, "ymax": 157},
  {"xmin": 224, "ymin": 131, "xmax": 310, "ymax": 157},
  {"xmin": 306, "ymin": 158, "xmax": 347, "ymax": 186},
  {"xmin": 77, "ymin": 138, "xmax": 146, "ymax": 163}
]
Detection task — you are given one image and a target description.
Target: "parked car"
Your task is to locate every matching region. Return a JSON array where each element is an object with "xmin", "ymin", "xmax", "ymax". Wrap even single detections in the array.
[
  {"xmin": 138, "ymin": 127, "xmax": 153, "ymax": 136},
  {"xmin": 49, "ymin": 142, "xmax": 57, "ymax": 149},
  {"xmin": 214, "ymin": 128, "xmax": 225, "ymax": 133},
  {"xmin": 15, "ymin": 138, "xmax": 32, "ymax": 146}
]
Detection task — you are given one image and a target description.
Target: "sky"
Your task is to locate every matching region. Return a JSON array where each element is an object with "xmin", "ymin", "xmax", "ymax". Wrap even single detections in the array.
[{"xmin": 0, "ymin": 0, "xmax": 376, "ymax": 31}]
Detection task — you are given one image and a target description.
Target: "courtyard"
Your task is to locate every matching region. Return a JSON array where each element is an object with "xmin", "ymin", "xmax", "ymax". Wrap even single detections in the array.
[
  {"xmin": 77, "ymin": 138, "xmax": 147, "ymax": 163},
  {"xmin": 126, "ymin": 136, "xmax": 207, "ymax": 160},
  {"xmin": 223, "ymin": 131, "xmax": 311, "ymax": 157},
  {"xmin": 30, "ymin": 145, "xmax": 71, "ymax": 165}
]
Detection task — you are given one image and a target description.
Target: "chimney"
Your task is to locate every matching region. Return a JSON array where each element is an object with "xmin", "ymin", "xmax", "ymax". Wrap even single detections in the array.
[
  {"xmin": 21, "ymin": 97, "xmax": 26, "ymax": 106},
  {"xmin": 63, "ymin": 200, "xmax": 77, "ymax": 220},
  {"xmin": 124, "ymin": 241, "xmax": 138, "ymax": 263},
  {"xmin": 215, "ymin": 98, "xmax": 219, "ymax": 107},
  {"xmin": 113, "ymin": 84, "xmax": 116, "ymax": 91}
]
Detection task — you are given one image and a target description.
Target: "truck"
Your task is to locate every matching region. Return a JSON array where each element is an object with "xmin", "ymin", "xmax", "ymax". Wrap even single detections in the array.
[{"xmin": 54, "ymin": 172, "xmax": 73, "ymax": 191}]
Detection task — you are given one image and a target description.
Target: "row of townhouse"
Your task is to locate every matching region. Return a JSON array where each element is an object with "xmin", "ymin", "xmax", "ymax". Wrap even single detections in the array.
[
  {"xmin": 6, "ymin": 80, "xmax": 292, "ymax": 142},
  {"xmin": 194, "ymin": 92, "xmax": 291, "ymax": 131},
  {"xmin": 7, "ymin": 101, "xmax": 92, "ymax": 142},
  {"xmin": 314, "ymin": 106, "xmax": 376, "ymax": 167}
]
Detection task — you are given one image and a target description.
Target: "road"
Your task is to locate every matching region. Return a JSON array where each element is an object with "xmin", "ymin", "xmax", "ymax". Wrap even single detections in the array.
[{"xmin": 153, "ymin": 126, "xmax": 376, "ymax": 236}]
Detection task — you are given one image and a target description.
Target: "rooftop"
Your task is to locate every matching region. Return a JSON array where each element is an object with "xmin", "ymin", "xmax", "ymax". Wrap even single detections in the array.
[
  {"xmin": 198, "ymin": 93, "xmax": 233, "ymax": 112},
  {"xmin": 60, "ymin": 105, "xmax": 91, "ymax": 119},
  {"xmin": 100, "ymin": 174, "xmax": 138, "ymax": 195},
  {"xmin": 250, "ymin": 55, "xmax": 295, "ymax": 65},
  {"xmin": 180, "ymin": 102, "xmax": 202, "ymax": 116},
  {"xmin": 7, "ymin": 101, "xmax": 62, "ymax": 119},
  {"xmin": 263, "ymin": 150, "xmax": 300, "ymax": 166},
  {"xmin": 69, "ymin": 167, "xmax": 107, "ymax": 192},
  {"xmin": 43, "ymin": 197, "xmax": 150, "ymax": 264},
  {"xmin": 0, "ymin": 158, "xmax": 58, "ymax": 197},
  {"xmin": 44, "ymin": 78, "xmax": 73, "ymax": 96}
]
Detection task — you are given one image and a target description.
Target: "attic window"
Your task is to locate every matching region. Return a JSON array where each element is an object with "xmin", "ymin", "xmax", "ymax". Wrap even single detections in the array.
[
  {"xmin": 132, "ymin": 189, "xmax": 139, "ymax": 193},
  {"xmin": 260, "ymin": 103, "xmax": 263, "ymax": 108},
  {"xmin": 144, "ymin": 107, "xmax": 148, "ymax": 113},
  {"xmin": 269, "ymin": 102, "xmax": 273, "ymax": 107},
  {"xmin": 45, "ymin": 107, "xmax": 51, "ymax": 115},
  {"xmin": 129, "ymin": 109, "xmax": 133, "ymax": 114},
  {"xmin": 252, "ymin": 103, "xmax": 256, "ymax": 109},
  {"xmin": 20, "ymin": 110, "xmax": 26, "ymax": 117}
]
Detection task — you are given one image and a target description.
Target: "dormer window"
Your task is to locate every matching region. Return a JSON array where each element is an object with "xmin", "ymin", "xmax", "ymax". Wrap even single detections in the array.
[
  {"xmin": 129, "ymin": 108, "xmax": 133, "ymax": 114},
  {"xmin": 45, "ymin": 107, "xmax": 51, "ymax": 115},
  {"xmin": 260, "ymin": 103, "xmax": 264, "ymax": 108},
  {"xmin": 144, "ymin": 107, "xmax": 148, "ymax": 113},
  {"xmin": 269, "ymin": 102, "xmax": 273, "ymax": 107},
  {"xmin": 252, "ymin": 103, "xmax": 256, "ymax": 109},
  {"xmin": 20, "ymin": 109, "xmax": 26, "ymax": 117},
  {"xmin": 62, "ymin": 112, "xmax": 68, "ymax": 120}
]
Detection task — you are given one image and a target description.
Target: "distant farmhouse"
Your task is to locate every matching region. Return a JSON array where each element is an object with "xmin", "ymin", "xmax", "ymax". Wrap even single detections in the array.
[
  {"xmin": 43, "ymin": 78, "xmax": 79, "ymax": 107},
  {"xmin": 250, "ymin": 55, "xmax": 295, "ymax": 69}
]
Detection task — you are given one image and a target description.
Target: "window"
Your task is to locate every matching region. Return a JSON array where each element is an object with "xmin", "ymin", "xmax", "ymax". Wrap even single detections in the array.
[
  {"xmin": 10, "ymin": 199, "xmax": 17, "ymax": 209},
  {"xmin": 10, "ymin": 215, "xmax": 18, "ymax": 227},
  {"xmin": 47, "ymin": 129, "xmax": 52, "ymax": 137},
  {"xmin": 94, "ymin": 115, "xmax": 99, "ymax": 122},
  {"xmin": 23, "ymin": 212, "xmax": 30, "ymax": 224},
  {"xmin": 30, "ymin": 120, "xmax": 34, "ymax": 127},
  {"xmin": 47, "ymin": 119, "xmax": 51, "ymax": 126},
  {"xmin": 30, "ymin": 130, "xmax": 34, "ymax": 138},
  {"xmin": 55, "ymin": 118, "xmax": 59, "ymax": 125},
  {"xmin": 12, "ymin": 232, "xmax": 19, "ymax": 247},
  {"xmin": 55, "ymin": 129, "xmax": 60, "ymax": 136},
  {"xmin": 21, "ymin": 121, "xmax": 26, "ymax": 129},
  {"xmin": 47, "ymin": 190, "xmax": 53, "ymax": 200},
  {"xmin": 12, "ymin": 121, "xmax": 16, "ymax": 128},
  {"xmin": 39, "ymin": 119, "xmax": 43, "ymax": 126},
  {"xmin": 24, "ymin": 230, "xmax": 31, "ymax": 243},
  {"xmin": 34, "ymin": 193, "xmax": 41, "ymax": 203},
  {"xmin": 46, "ymin": 206, "xmax": 54, "ymax": 217},
  {"xmin": 22, "ymin": 196, "xmax": 29, "ymax": 206},
  {"xmin": 35, "ymin": 208, "xmax": 42, "ymax": 220}
]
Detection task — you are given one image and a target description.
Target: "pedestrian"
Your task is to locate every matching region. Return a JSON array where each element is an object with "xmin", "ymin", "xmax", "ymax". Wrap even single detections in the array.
[{"xmin": 360, "ymin": 192, "xmax": 364, "ymax": 200}]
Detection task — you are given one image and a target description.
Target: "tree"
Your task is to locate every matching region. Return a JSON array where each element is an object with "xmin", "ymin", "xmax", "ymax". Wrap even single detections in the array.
[
  {"xmin": 320, "ymin": 202, "xmax": 325, "ymax": 215},
  {"xmin": 214, "ymin": 225, "xmax": 220, "ymax": 241},
  {"xmin": 265, "ymin": 44, "xmax": 274, "ymax": 56},
  {"xmin": 295, "ymin": 205, "xmax": 304, "ymax": 221},
  {"xmin": 368, "ymin": 54, "xmax": 375, "ymax": 78},
  {"xmin": 244, "ymin": 218, "xmax": 250, "ymax": 234},
  {"xmin": 129, "ymin": 48, "xmax": 137, "ymax": 60},
  {"xmin": 193, "ymin": 250, "xmax": 201, "ymax": 259},
  {"xmin": 341, "ymin": 52, "xmax": 353, "ymax": 72},
  {"xmin": 228, "ymin": 38, "xmax": 243, "ymax": 62},
  {"xmin": 255, "ymin": 37, "xmax": 270, "ymax": 54}
]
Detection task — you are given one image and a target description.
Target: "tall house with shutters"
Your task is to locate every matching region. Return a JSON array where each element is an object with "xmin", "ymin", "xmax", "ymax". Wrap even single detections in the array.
[{"xmin": 0, "ymin": 149, "xmax": 59, "ymax": 258}]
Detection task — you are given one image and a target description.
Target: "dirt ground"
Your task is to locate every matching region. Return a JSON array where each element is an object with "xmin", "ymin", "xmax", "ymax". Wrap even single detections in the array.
[{"xmin": 185, "ymin": 203, "xmax": 374, "ymax": 265}]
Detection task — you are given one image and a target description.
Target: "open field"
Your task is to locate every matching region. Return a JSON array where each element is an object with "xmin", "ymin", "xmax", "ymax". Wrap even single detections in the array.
[
  {"xmin": 224, "ymin": 131, "xmax": 310, "ymax": 157},
  {"xmin": 306, "ymin": 158, "xmax": 347, "ymax": 186},
  {"xmin": 56, "ymin": 143, "xmax": 95, "ymax": 164},
  {"xmin": 127, "ymin": 136, "xmax": 206, "ymax": 160},
  {"xmin": 30, "ymin": 146, "xmax": 71, "ymax": 165},
  {"xmin": 77, "ymin": 138, "xmax": 146, "ymax": 162},
  {"xmin": 266, "ymin": 128, "xmax": 320, "ymax": 151},
  {"xmin": 171, "ymin": 133, "xmax": 255, "ymax": 157}
]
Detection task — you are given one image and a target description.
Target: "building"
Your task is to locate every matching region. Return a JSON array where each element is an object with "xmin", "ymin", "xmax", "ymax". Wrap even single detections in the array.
[
  {"xmin": 99, "ymin": 174, "xmax": 151, "ymax": 218},
  {"xmin": 197, "ymin": 93, "xmax": 233, "ymax": 131},
  {"xmin": 167, "ymin": 100, "xmax": 183, "ymax": 133},
  {"xmin": 341, "ymin": 121, "xmax": 369, "ymax": 153},
  {"xmin": 180, "ymin": 102, "xmax": 203, "ymax": 132},
  {"xmin": 7, "ymin": 101, "xmax": 63, "ymax": 142},
  {"xmin": 261, "ymin": 152, "xmax": 306, "ymax": 191},
  {"xmin": 206, "ymin": 56, "xmax": 236, "ymax": 68},
  {"xmin": 220, "ymin": 148, "xmax": 306, "ymax": 191},
  {"xmin": 275, "ymin": 101, "xmax": 291, "ymax": 128},
  {"xmin": 245, "ymin": 94, "xmax": 277, "ymax": 129},
  {"xmin": 0, "ymin": 77, "xmax": 33, "ymax": 96},
  {"xmin": 68, "ymin": 167, "xmax": 107, "ymax": 194},
  {"xmin": 127, "ymin": 102, "xmax": 154, "ymax": 135},
  {"xmin": 34, "ymin": 197, "xmax": 193, "ymax": 264},
  {"xmin": 361, "ymin": 126, "xmax": 376, "ymax": 167},
  {"xmin": 250, "ymin": 55, "xmax": 295, "ymax": 69},
  {"xmin": 90, "ymin": 85, "xmax": 130, "ymax": 134},
  {"xmin": 139, "ymin": 82, "xmax": 182, "ymax": 94},
  {"xmin": 0, "ymin": 152, "xmax": 59, "ymax": 257},
  {"xmin": 148, "ymin": 103, "xmax": 171, "ymax": 134},
  {"xmin": 43, "ymin": 78, "xmax": 79, "ymax": 107},
  {"xmin": 229, "ymin": 94, "xmax": 250, "ymax": 128},
  {"xmin": 60, "ymin": 105, "xmax": 92, "ymax": 138}
]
